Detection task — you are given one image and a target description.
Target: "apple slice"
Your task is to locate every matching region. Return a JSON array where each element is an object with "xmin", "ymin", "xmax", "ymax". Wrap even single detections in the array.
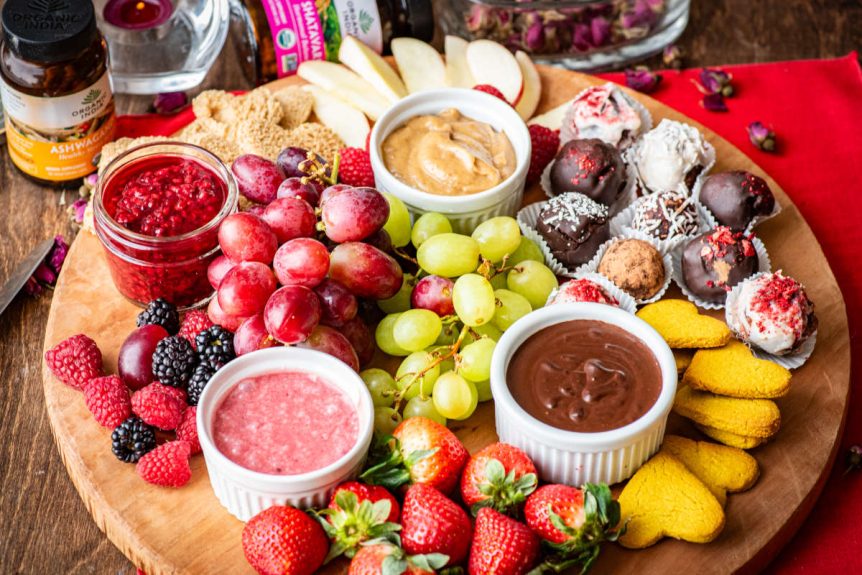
[
  {"xmin": 303, "ymin": 85, "xmax": 370, "ymax": 149},
  {"xmin": 297, "ymin": 60, "xmax": 389, "ymax": 120},
  {"xmin": 444, "ymin": 35, "xmax": 475, "ymax": 88},
  {"xmin": 391, "ymin": 37, "xmax": 447, "ymax": 94},
  {"xmin": 338, "ymin": 35, "xmax": 407, "ymax": 104},
  {"xmin": 514, "ymin": 51, "xmax": 541, "ymax": 121},
  {"xmin": 466, "ymin": 40, "xmax": 523, "ymax": 105},
  {"xmin": 527, "ymin": 99, "xmax": 574, "ymax": 131}
]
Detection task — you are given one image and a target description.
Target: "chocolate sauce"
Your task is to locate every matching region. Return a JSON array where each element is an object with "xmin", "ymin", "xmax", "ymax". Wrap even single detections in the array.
[{"xmin": 507, "ymin": 320, "xmax": 662, "ymax": 432}]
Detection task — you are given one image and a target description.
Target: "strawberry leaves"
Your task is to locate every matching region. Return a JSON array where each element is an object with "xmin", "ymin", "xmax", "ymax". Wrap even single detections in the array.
[
  {"xmin": 360, "ymin": 434, "xmax": 437, "ymax": 491},
  {"xmin": 471, "ymin": 458, "xmax": 538, "ymax": 517},
  {"xmin": 316, "ymin": 491, "xmax": 401, "ymax": 562}
]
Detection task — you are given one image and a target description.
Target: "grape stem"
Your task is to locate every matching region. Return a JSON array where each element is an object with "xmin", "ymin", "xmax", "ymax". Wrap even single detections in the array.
[
  {"xmin": 477, "ymin": 255, "xmax": 514, "ymax": 281},
  {"xmin": 393, "ymin": 323, "xmax": 471, "ymax": 410},
  {"xmin": 300, "ymin": 150, "xmax": 339, "ymax": 187},
  {"xmin": 393, "ymin": 247, "xmax": 418, "ymax": 266}
]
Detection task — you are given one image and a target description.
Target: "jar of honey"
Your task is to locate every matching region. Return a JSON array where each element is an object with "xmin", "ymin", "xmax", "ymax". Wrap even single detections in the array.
[{"xmin": 0, "ymin": 0, "xmax": 116, "ymax": 185}]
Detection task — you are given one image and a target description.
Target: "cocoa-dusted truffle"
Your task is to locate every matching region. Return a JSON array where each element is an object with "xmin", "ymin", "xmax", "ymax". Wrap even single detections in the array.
[
  {"xmin": 727, "ymin": 271, "xmax": 817, "ymax": 356},
  {"xmin": 631, "ymin": 190, "xmax": 699, "ymax": 241},
  {"xmin": 681, "ymin": 227, "xmax": 759, "ymax": 304},
  {"xmin": 549, "ymin": 138, "xmax": 627, "ymax": 206},
  {"xmin": 536, "ymin": 192, "xmax": 610, "ymax": 269},
  {"xmin": 699, "ymin": 171, "xmax": 776, "ymax": 231},
  {"xmin": 597, "ymin": 239, "xmax": 665, "ymax": 300}
]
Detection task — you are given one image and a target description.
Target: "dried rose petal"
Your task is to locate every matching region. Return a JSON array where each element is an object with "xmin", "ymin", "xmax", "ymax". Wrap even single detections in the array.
[
  {"xmin": 525, "ymin": 20, "xmax": 544, "ymax": 52},
  {"xmin": 24, "ymin": 276, "xmax": 42, "ymax": 297},
  {"xmin": 697, "ymin": 68, "xmax": 734, "ymax": 97},
  {"xmin": 572, "ymin": 22, "xmax": 591, "ymax": 51},
  {"xmin": 747, "ymin": 121, "xmax": 777, "ymax": 152},
  {"xmin": 590, "ymin": 16, "xmax": 611, "ymax": 47},
  {"xmin": 33, "ymin": 263, "xmax": 57, "ymax": 286},
  {"xmin": 152, "ymin": 92, "xmax": 189, "ymax": 115},
  {"xmin": 701, "ymin": 92, "xmax": 728, "ymax": 112},
  {"xmin": 48, "ymin": 236, "xmax": 69, "ymax": 274},
  {"xmin": 662, "ymin": 44, "xmax": 683, "ymax": 69},
  {"xmin": 625, "ymin": 67, "xmax": 662, "ymax": 93},
  {"xmin": 69, "ymin": 198, "xmax": 88, "ymax": 224},
  {"xmin": 466, "ymin": 5, "xmax": 492, "ymax": 32},
  {"xmin": 84, "ymin": 173, "xmax": 99, "ymax": 188}
]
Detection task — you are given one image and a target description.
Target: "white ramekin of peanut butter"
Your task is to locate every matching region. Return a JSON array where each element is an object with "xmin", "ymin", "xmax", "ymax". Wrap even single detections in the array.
[{"xmin": 369, "ymin": 88, "xmax": 531, "ymax": 234}]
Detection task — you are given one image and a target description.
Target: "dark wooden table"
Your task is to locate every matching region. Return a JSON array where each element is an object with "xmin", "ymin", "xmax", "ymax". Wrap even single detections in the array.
[{"xmin": 1, "ymin": 2, "xmax": 859, "ymax": 573}]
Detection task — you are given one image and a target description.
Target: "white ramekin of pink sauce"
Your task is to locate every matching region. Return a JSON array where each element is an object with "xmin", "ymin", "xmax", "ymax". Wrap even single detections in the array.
[{"xmin": 197, "ymin": 347, "xmax": 374, "ymax": 521}]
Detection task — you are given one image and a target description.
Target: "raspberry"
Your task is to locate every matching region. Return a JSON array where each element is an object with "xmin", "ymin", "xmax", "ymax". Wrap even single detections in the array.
[
  {"xmin": 175, "ymin": 407, "xmax": 201, "ymax": 454},
  {"xmin": 527, "ymin": 124, "xmax": 560, "ymax": 184},
  {"xmin": 364, "ymin": 131, "xmax": 371, "ymax": 152},
  {"xmin": 137, "ymin": 298, "xmax": 180, "ymax": 335},
  {"xmin": 136, "ymin": 440, "xmax": 192, "ymax": 487},
  {"xmin": 131, "ymin": 382, "xmax": 186, "ymax": 430},
  {"xmin": 45, "ymin": 334, "xmax": 104, "ymax": 390},
  {"xmin": 473, "ymin": 84, "xmax": 508, "ymax": 104},
  {"xmin": 83, "ymin": 375, "xmax": 131, "ymax": 428},
  {"xmin": 337, "ymin": 147, "xmax": 375, "ymax": 188},
  {"xmin": 178, "ymin": 310, "xmax": 214, "ymax": 350}
]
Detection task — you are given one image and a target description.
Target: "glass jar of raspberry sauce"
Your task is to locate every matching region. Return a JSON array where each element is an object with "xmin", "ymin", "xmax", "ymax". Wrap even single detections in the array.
[{"xmin": 94, "ymin": 142, "xmax": 238, "ymax": 309}]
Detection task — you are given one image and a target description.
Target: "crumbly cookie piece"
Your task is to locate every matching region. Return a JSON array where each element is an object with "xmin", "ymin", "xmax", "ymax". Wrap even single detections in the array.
[
  {"xmin": 235, "ymin": 120, "xmax": 293, "ymax": 159},
  {"xmin": 192, "ymin": 90, "xmax": 240, "ymax": 124},
  {"xmin": 181, "ymin": 131, "xmax": 243, "ymax": 165},
  {"xmin": 287, "ymin": 122, "xmax": 344, "ymax": 163},
  {"xmin": 235, "ymin": 87, "xmax": 284, "ymax": 126},
  {"xmin": 674, "ymin": 349, "xmax": 694, "ymax": 374},
  {"xmin": 660, "ymin": 435, "xmax": 760, "ymax": 506},
  {"xmin": 98, "ymin": 136, "xmax": 171, "ymax": 172},
  {"xmin": 272, "ymin": 86, "xmax": 314, "ymax": 129},
  {"xmin": 637, "ymin": 299, "xmax": 732, "ymax": 349},
  {"xmin": 695, "ymin": 424, "xmax": 768, "ymax": 450},
  {"xmin": 683, "ymin": 340, "xmax": 792, "ymax": 399},
  {"xmin": 618, "ymin": 451, "xmax": 725, "ymax": 549},
  {"xmin": 176, "ymin": 117, "xmax": 232, "ymax": 141},
  {"xmin": 673, "ymin": 385, "xmax": 781, "ymax": 439}
]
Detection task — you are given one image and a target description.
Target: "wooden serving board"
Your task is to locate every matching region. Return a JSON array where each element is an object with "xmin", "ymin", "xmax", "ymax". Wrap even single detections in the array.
[{"xmin": 42, "ymin": 67, "xmax": 851, "ymax": 575}]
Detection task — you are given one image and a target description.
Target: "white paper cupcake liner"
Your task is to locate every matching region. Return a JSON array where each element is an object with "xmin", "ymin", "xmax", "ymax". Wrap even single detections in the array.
[
  {"xmin": 559, "ymin": 82, "xmax": 654, "ymax": 151},
  {"xmin": 623, "ymin": 122, "xmax": 717, "ymax": 199},
  {"xmin": 671, "ymin": 236, "xmax": 772, "ymax": 311},
  {"xmin": 540, "ymin": 159, "xmax": 637, "ymax": 218},
  {"xmin": 724, "ymin": 271, "xmax": 817, "ymax": 369},
  {"xmin": 609, "ymin": 195, "xmax": 713, "ymax": 254},
  {"xmin": 546, "ymin": 271, "xmax": 638, "ymax": 314},
  {"xmin": 690, "ymin": 174, "xmax": 783, "ymax": 235},
  {"xmin": 582, "ymin": 232, "xmax": 674, "ymax": 305},
  {"xmin": 516, "ymin": 201, "xmax": 599, "ymax": 277}
]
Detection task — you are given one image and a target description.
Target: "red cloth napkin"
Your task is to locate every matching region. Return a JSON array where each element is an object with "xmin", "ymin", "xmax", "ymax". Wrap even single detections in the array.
[{"xmin": 115, "ymin": 53, "xmax": 862, "ymax": 571}]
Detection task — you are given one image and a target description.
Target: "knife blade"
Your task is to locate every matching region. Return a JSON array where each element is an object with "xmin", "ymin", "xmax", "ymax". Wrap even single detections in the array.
[{"xmin": 0, "ymin": 238, "xmax": 56, "ymax": 316}]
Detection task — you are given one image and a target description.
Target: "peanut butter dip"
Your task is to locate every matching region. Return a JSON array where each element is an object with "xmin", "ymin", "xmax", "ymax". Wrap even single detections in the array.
[{"xmin": 382, "ymin": 108, "xmax": 516, "ymax": 195}]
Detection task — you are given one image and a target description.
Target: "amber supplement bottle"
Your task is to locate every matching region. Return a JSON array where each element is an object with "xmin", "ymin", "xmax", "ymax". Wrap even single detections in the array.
[
  {"xmin": 230, "ymin": 0, "xmax": 434, "ymax": 85},
  {"xmin": 0, "ymin": 0, "xmax": 115, "ymax": 185}
]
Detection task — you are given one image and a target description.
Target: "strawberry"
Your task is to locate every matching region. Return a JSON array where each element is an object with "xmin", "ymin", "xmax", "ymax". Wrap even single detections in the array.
[
  {"xmin": 468, "ymin": 508, "xmax": 540, "ymax": 575},
  {"xmin": 315, "ymin": 483, "xmax": 401, "ymax": 561},
  {"xmin": 338, "ymin": 147, "xmax": 375, "ymax": 188},
  {"xmin": 136, "ymin": 440, "xmax": 192, "ymax": 487},
  {"xmin": 348, "ymin": 543, "xmax": 448, "ymax": 575},
  {"xmin": 83, "ymin": 375, "xmax": 131, "ymax": 428},
  {"xmin": 527, "ymin": 125, "xmax": 560, "ymax": 185},
  {"xmin": 361, "ymin": 417, "xmax": 469, "ymax": 495},
  {"xmin": 401, "ymin": 484, "xmax": 472, "ymax": 566},
  {"xmin": 473, "ymin": 84, "xmax": 509, "ymax": 104},
  {"xmin": 44, "ymin": 334, "xmax": 103, "ymax": 390},
  {"xmin": 460, "ymin": 442, "xmax": 537, "ymax": 516},
  {"xmin": 523, "ymin": 483, "xmax": 623, "ymax": 573},
  {"xmin": 242, "ymin": 505, "xmax": 329, "ymax": 575}
]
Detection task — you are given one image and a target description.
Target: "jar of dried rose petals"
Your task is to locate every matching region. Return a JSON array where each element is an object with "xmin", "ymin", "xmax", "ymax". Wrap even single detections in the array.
[{"xmin": 438, "ymin": 0, "xmax": 690, "ymax": 71}]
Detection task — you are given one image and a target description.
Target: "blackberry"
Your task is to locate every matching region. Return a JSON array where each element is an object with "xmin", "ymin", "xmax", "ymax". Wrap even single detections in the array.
[
  {"xmin": 137, "ymin": 298, "xmax": 180, "ymax": 335},
  {"xmin": 195, "ymin": 325, "xmax": 236, "ymax": 369},
  {"xmin": 151, "ymin": 335, "xmax": 197, "ymax": 388},
  {"xmin": 111, "ymin": 416, "xmax": 156, "ymax": 463},
  {"xmin": 187, "ymin": 363, "xmax": 216, "ymax": 406}
]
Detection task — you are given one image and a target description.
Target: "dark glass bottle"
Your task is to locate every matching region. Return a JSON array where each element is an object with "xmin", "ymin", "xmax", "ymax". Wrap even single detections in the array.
[
  {"xmin": 0, "ymin": 0, "xmax": 116, "ymax": 186},
  {"xmin": 229, "ymin": 0, "xmax": 434, "ymax": 85}
]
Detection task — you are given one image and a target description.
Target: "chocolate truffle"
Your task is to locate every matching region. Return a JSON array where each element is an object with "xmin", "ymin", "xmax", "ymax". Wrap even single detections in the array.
[
  {"xmin": 561, "ymin": 84, "xmax": 645, "ymax": 149},
  {"xmin": 548, "ymin": 278, "xmax": 619, "ymax": 307},
  {"xmin": 631, "ymin": 190, "xmax": 699, "ymax": 241},
  {"xmin": 699, "ymin": 171, "xmax": 776, "ymax": 231},
  {"xmin": 536, "ymin": 192, "xmax": 610, "ymax": 269},
  {"xmin": 597, "ymin": 239, "xmax": 665, "ymax": 300},
  {"xmin": 631, "ymin": 119, "xmax": 711, "ymax": 194},
  {"xmin": 727, "ymin": 271, "xmax": 817, "ymax": 356},
  {"xmin": 681, "ymin": 227, "xmax": 759, "ymax": 304},
  {"xmin": 549, "ymin": 138, "xmax": 627, "ymax": 206}
]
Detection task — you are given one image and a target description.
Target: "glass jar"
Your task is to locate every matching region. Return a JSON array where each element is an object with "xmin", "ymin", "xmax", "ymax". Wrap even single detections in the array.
[
  {"xmin": 0, "ymin": 0, "xmax": 116, "ymax": 186},
  {"xmin": 94, "ymin": 0, "xmax": 231, "ymax": 94},
  {"xmin": 437, "ymin": 0, "xmax": 690, "ymax": 71},
  {"xmin": 94, "ymin": 142, "xmax": 238, "ymax": 309},
  {"xmin": 229, "ymin": 0, "xmax": 434, "ymax": 85}
]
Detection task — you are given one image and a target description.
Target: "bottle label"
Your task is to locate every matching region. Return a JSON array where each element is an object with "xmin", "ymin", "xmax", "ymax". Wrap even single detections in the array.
[
  {"xmin": 1, "ymin": 71, "xmax": 115, "ymax": 181},
  {"xmin": 261, "ymin": 0, "xmax": 383, "ymax": 77}
]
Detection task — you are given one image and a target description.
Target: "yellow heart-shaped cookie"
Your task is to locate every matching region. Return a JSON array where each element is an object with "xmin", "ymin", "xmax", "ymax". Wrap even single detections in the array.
[
  {"xmin": 673, "ymin": 385, "xmax": 781, "ymax": 438},
  {"xmin": 661, "ymin": 435, "xmax": 760, "ymax": 506},
  {"xmin": 637, "ymin": 299, "xmax": 732, "ymax": 348},
  {"xmin": 618, "ymin": 451, "xmax": 725, "ymax": 548},
  {"xmin": 696, "ymin": 424, "xmax": 768, "ymax": 450},
  {"xmin": 683, "ymin": 340, "xmax": 792, "ymax": 399},
  {"xmin": 674, "ymin": 349, "xmax": 694, "ymax": 374}
]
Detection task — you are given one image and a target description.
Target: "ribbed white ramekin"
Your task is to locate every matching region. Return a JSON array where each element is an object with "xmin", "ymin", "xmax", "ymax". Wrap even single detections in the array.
[
  {"xmin": 197, "ymin": 347, "xmax": 374, "ymax": 521},
  {"xmin": 490, "ymin": 303, "xmax": 677, "ymax": 486},
  {"xmin": 369, "ymin": 88, "xmax": 531, "ymax": 234}
]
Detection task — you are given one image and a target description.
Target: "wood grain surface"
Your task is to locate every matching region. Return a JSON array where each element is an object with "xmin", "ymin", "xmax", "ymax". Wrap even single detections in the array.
[{"xmin": 1, "ymin": 2, "xmax": 860, "ymax": 574}]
